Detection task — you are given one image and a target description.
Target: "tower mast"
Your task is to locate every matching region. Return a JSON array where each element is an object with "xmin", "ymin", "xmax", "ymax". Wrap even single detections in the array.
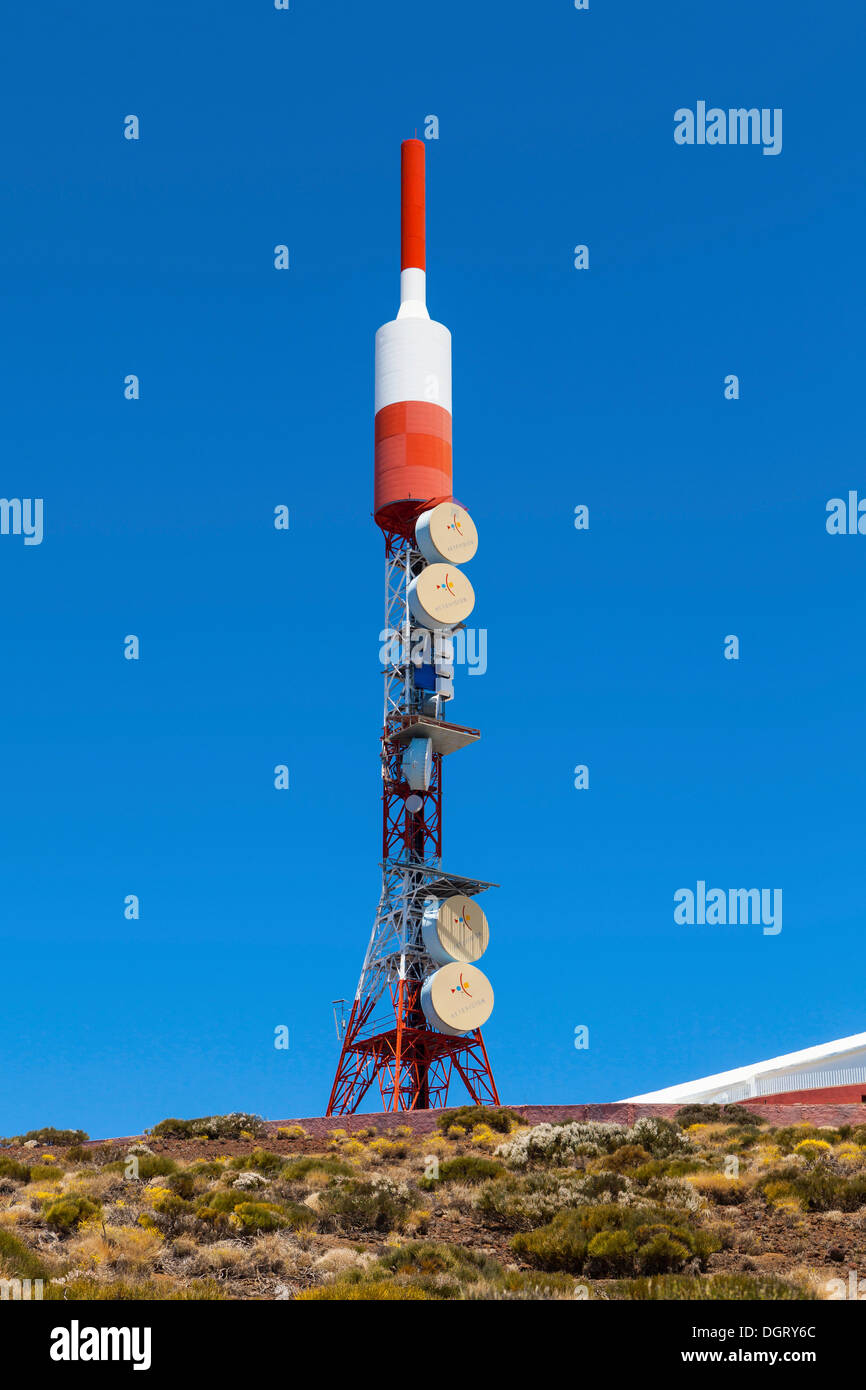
[{"xmin": 326, "ymin": 140, "xmax": 498, "ymax": 1116}]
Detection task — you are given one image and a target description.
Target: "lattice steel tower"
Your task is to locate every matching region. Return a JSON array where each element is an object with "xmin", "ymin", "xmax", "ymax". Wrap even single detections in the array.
[{"xmin": 326, "ymin": 140, "xmax": 499, "ymax": 1115}]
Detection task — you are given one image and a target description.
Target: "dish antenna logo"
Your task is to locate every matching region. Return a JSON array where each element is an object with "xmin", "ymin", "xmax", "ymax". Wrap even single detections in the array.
[{"xmin": 451, "ymin": 971, "xmax": 472, "ymax": 998}]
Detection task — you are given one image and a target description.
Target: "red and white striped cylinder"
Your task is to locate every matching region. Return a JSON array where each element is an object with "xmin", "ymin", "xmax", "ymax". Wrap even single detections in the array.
[{"xmin": 374, "ymin": 139, "xmax": 453, "ymax": 535}]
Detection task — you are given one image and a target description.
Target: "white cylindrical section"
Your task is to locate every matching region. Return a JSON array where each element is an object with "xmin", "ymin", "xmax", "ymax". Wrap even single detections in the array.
[
  {"xmin": 402, "ymin": 737, "xmax": 432, "ymax": 791},
  {"xmin": 398, "ymin": 268, "xmax": 427, "ymax": 318},
  {"xmin": 375, "ymin": 317, "xmax": 452, "ymax": 415},
  {"xmin": 421, "ymin": 962, "xmax": 494, "ymax": 1036}
]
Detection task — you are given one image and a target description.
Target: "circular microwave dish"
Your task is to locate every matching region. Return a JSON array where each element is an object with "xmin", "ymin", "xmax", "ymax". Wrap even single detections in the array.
[
  {"xmin": 421, "ymin": 962, "xmax": 494, "ymax": 1036},
  {"xmin": 422, "ymin": 894, "xmax": 489, "ymax": 965}
]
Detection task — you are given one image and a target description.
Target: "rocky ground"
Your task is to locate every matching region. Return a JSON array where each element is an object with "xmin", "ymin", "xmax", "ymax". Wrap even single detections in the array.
[{"xmin": 1, "ymin": 1106, "xmax": 864, "ymax": 1300}]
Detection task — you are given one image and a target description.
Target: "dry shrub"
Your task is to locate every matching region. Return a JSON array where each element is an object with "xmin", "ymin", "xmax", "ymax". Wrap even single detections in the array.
[
  {"xmin": 685, "ymin": 1173, "xmax": 747, "ymax": 1205},
  {"xmin": 68, "ymin": 1222, "xmax": 164, "ymax": 1277},
  {"xmin": 70, "ymin": 1171, "xmax": 121, "ymax": 1201},
  {"xmin": 313, "ymin": 1247, "xmax": 374, "ymax": 1278},
  {"xmin": 184, "ymin": 1242, "xmax": 248, "ymax": 1277},
  {"xmin": 250, "ymin": 1232, "xmax": 313, "ymax": 1275}
]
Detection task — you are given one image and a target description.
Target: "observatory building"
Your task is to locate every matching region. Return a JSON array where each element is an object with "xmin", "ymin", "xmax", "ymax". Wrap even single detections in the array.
[
  {"xmin": 621, "ymin": 1030, "xmax": 866, "ymax": 1107},
  {"xmin": 326, "ymin": 141, "xmax": 498, "ymax": 1115}
]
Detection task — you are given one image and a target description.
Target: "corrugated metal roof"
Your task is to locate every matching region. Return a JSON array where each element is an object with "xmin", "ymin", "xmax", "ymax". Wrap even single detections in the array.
[{"xmin": 620, "ymin": 1030, "xmax": 866, "ymax": 1103}]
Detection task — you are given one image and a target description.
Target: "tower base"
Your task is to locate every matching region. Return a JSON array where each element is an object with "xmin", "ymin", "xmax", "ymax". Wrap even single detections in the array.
[{"xmin": 326, "ymin": 984, "xmax": 499, "ymax": 1115}]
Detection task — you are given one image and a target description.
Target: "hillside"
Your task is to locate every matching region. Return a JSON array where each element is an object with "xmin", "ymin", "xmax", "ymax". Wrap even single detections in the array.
[{"xmin": 1, "ymin": 1105, "xmax": 865, "ymax": 1300}]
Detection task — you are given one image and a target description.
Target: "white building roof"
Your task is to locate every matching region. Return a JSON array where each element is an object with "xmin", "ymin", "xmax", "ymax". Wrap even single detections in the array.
[{"xmin": 620, "ymin": 1030, "xmax": 866, "ymax": 1105}]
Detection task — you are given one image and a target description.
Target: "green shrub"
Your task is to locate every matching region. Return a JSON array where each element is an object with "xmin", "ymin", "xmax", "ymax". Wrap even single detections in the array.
[
  {"xmin": 45, "ymin": 1277, "xmax": 226, "ymax": 1301},
  {"xmin": 150, "ymin": 1192, "xmax": 194, "ymax": 1232},
  {"xmin": 577, "ymin": 1172, "xmax": 630, "ymax": 1200},
  {"xmin": 148, "ymin": 1113, "xmax": 265, "ymax": 1141},
  {"xmin": 769, "ymin": 1125, "xmax": 836, "ymax": 1155},
  {"xmin": 377, "ymin": 1241, "xmax": 500, "ymax": 1288},
  {"xmin": 16, "ymin": 1128, "xmax": 89, "ymax": 1147},
  {"xmin": 512, "ymin": 1208, "xmax": 594, "ymax": 1272},
  {"xmin": 675, "ymin": 1104, "xmax": 763, "ymax": 1129},
  {"xmin": 231, "ymin": 1202, "xmax": 288, "ymax": 1233},
  {"xmin": 0, "ymin": 1230, "xmax": 53, "ymax": 1280},
  {"xmin": 319, "ymin": 1177, "xmax": 416, "ymax": 1233},
  {"xmin": 228, "ymin": 1149, "xmax": 284, "ymax": 1175},
  {"xmin": 166, "ymin": 1170, "xmax": 197, "ymax": 1199},
  {"xmin": 138, "ymin": 1154, "xmax": 178, "ymax": 1179},
  {"xmin": 148, "ymin": 1117, "xmax": 195, "ymax": 1139},
  {"xmin": 0, "ymin": 1156, "xmax": 31, "ymax": 1182},
  {"xmin": 63, "ymin": 1145, "xmax": 91, "ymax": 1163},
  {"xmin": 195, "ymin": 1189, "xmax": 245, "ymax": 1216},
  {"xmin": 630, "ymin": 1117, "xmax": 694, "ymax": 1158},
  {"xmin": 419, "ymin": 1155, "xmax": 503, "ymax": 1190},
  {"xmin": 465, "ymin": 1269, "xmax": 589, "ymax": 1300},
  {"xmin": 187, "ymin": 1160, "xmax": 225, "ymax": 1179},
  {"xmin": 195, "ymin": 1188, "xmax": 313, "ymax": 1232},
  {"xmin": 512, "ymin": 1203, "xmax": 718, "ymax": 1276},
  {"xmin": 758, "ymin": 1166, "xmax": 866, "ymax": 1213},
  {"xmin": 853, "ymin": 1126, "xmax": 866, "ymax": 1147},
  {"xmin": 43, "ymin": 1194, "xmax": 101, "ymax": 1231},
  {"xmin": 436, "ymin": 1106, "xmax": 521, "ymax": 1135},
  {"xmin": 299, "ymin": 1280, "xmax": 432, "ymax": 1301},
  {"xmin": 476, "ymin": 1171, "xmax": 624, "ymax": 1230},
  {"xmin": 635, "ymin": 1232, "xmax": 692, "ymax": 1275},
  {"xmin": 608, "ymin": 1274, "xmax": 815, "ymax": 1301},
  {"xmin": 29, "ymin": 1163, "xmax": 67, "ymax": 1181},
  {"xmin": 280, "ymin": 1156, "xmax": 354, "ymax": 1181},
  {"xmin": 277, "ymin": 1202, "xmax": 317, "ymax": 1231},
  {"xmin": 86, "ymin": 1144, "xmax": 125, "ymax": 1166},
  {"xmin": 152, "ymin": 1192, "xmax": 193, "ymax": 1217},
  {"xmin": 723, "ymin": 1127, "xmax": 761, "ymax": 1150},
  {"xmin": 106, "ymin": 1154, "xmax": 177, "ymax": 1181},
  {"xmin": 633, "ymin": 1158, "xmax": 707, "ymax": 1181},
  {"xmin": 599, "ymin": 1145, "xmax": 651, "ymax": 1173},
  {"xmin": 585, "ymin": 1229, "xmax": 637, "ymax": 1276}
]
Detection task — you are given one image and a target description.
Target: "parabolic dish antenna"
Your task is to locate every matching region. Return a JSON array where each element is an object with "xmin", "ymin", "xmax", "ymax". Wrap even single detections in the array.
[
  {"xmin": 420, "ymin": 961, "xmax": 494, "ymax": 1036},
  {"xmin": 416, "ymin": 502, "xmax": 478, "ymax": 566},
  {"xmin": 422, "ymin": 894, "xmax": 489, "ymax": 965},
  {"xmin": 408, "ymin": 563, "xmax": 475, "ymax": 629}
]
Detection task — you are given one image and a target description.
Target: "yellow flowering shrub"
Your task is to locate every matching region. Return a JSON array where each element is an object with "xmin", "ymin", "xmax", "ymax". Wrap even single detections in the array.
[
  {"xmin": 794, "ymin": 1140, "xmax": 832, "ymax": 1161},
  {"xmin": 470, "ymin": 1124, "xmax": 499, "ymax": 1151}
]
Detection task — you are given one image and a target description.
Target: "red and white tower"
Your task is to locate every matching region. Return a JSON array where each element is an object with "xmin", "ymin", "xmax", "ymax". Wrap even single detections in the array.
[{"xmin": 326, "ymin": 140, "xmax": 499, "ymax": 1115}]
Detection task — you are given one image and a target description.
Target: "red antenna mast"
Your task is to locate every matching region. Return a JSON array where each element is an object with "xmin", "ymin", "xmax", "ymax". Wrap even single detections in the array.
[{"xmin": 326, "ymin": 141, "xmax": 499, "ymax": 1114}]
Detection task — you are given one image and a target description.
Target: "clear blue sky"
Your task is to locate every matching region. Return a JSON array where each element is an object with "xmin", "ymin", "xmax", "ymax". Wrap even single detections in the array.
[{"xmin": 1, "ymin": 1, "xmax": 864, "ymax": 1138}]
